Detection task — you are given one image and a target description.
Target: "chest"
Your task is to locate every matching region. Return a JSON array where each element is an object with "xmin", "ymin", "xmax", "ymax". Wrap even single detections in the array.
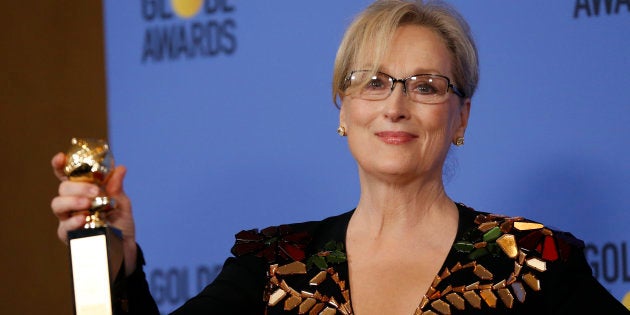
[{"xmin": 345, "ymin": 237, "xmax": 453, "ymax": 315}]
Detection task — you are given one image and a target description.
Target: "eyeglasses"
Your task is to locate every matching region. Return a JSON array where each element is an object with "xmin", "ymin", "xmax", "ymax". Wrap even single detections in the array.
[{"xmin": 344, "ymin": 70, "xmax": 465, "ymax": 104}]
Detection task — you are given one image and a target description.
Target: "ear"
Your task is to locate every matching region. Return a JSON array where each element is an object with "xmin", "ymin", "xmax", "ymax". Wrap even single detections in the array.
[{"xmin": 454, "ymin": 98, "xmax": 471, "ymax": 139}]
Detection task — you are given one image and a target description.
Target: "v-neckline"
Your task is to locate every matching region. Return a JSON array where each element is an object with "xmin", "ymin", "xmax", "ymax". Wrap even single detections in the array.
[{"xmin": 338, "ymin": 202, "xmax": 470, "ymax": 314}]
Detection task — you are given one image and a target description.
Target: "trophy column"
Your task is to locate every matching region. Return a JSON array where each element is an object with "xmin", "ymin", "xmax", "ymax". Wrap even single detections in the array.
[{"xmin": 64, "ymin": 138, "xmax": 124, "ymax": 315}]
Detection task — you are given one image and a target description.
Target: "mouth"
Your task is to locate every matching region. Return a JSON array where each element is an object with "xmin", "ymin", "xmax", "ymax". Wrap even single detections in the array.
[{"xmin": 374, "ymin": 131, "xmax": 418, "ymax": 144}]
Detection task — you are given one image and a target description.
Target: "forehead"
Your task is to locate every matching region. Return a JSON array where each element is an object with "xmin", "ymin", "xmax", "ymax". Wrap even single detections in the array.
[{"xmin": 360, "ymin": 25, "xmax": 453, "ymax": 77}]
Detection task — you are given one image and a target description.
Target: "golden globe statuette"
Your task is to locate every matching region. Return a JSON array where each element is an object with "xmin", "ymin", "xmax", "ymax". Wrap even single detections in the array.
[{"xmin": 65, "ymin": 138, "xmax": 123, "ymax": 315}]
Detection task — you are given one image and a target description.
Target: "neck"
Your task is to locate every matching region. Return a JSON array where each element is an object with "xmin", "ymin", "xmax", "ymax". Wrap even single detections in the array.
[{"xmin": 351, "ymin": 169, "xmax": 456, "ymax": 237}]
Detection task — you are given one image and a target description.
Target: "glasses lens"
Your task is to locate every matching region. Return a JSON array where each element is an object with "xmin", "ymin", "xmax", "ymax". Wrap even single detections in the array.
[
  {"xmin": 407, "ymin": 75, "xmax": 448, "ymax": 104},
  {"xmin": 349, "ymin": 71, "xmax": 391, "ymax": 100}
]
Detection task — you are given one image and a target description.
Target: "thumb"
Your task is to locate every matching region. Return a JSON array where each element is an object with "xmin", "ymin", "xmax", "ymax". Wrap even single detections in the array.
[
  {"xmin": 105, "ymin": 165, "xmax": 133, "ymax": 216},
  {"xmin": 106, "ymin": 165, "xmax": 127, "ymax": 197}
]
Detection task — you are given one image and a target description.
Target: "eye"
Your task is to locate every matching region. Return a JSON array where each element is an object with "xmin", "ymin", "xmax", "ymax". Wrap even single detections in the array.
[
  {"xmin": 364, "ymin": 76, "xmax": 388, "ymax": 91},
  {"xmin": 414, "ymin": 83, "xmax": 439, "ymax": 95},
  {"xmin": 408, "ymin": 76, "xmax": 445, "ymax": 95}
]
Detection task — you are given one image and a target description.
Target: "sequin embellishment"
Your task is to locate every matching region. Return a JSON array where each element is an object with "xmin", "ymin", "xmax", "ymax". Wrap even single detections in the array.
[{"xmin": 416, "ymin": 208, "xmax": 576, "ymax": 314}]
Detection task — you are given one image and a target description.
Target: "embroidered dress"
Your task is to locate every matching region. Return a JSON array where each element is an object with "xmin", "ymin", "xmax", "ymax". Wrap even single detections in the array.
[
  {"xmin": 122, "ymin": 203, "xmax": 630, "ymax": 314},
  {"xmin": 222, "ymin": 203, "xmax": 626, "ymax": 314}
]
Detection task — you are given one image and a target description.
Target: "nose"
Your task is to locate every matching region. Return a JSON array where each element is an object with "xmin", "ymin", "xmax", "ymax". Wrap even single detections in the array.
[{"xmin": 383, "ymin": 82, "xmax": 410, "ymax": 122}]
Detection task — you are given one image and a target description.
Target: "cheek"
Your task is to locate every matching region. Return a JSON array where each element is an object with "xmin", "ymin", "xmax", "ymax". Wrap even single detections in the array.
[
  {"xmin": 432, "ymin": 102, "xmax": 462, "ymax": 134},
  {"xmin": 417, "ymin": 106, "xmax": 454, "ymax": 132},
  {"xmin": 341, "ymin": 98, "xmax": 374, "ymax": 127},
  {"xmin": 413, "ymin": 105, "xmax": 461, "ymax": 148}
]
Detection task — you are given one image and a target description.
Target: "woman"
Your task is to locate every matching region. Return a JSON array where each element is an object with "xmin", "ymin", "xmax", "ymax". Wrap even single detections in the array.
[{"xmin": 51, "ymin": 0, "xmax": 629, "ymax": 314}]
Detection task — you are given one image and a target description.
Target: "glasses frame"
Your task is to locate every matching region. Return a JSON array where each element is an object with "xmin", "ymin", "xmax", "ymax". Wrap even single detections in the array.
[{"xmin": 345, "ymin": 70, "xmax": 466, "ymax": 102}]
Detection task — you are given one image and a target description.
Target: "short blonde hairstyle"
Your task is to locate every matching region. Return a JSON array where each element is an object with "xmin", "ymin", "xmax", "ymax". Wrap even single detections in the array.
[{"xmin": 332, "ymin": 0, "xmax": 479, "ymax": 107}]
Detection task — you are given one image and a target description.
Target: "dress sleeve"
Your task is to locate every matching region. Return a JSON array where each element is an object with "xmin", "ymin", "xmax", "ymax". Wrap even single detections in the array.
[
  {"xmin": 169, "ymin": 254, "xmax": 268, "ymax": 314},
  {"xmin": 543, "ymin": 235, "xmax": 630, "ymax": 314},
  {"xmin": 112, "ymin": 245, "xmax": 160, "ymax": 315}
]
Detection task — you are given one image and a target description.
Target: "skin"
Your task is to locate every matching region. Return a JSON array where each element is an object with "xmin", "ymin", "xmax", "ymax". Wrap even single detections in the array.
[{"xmin": 341, "ymin": 25, "xmax": 471, "ymax": 314}]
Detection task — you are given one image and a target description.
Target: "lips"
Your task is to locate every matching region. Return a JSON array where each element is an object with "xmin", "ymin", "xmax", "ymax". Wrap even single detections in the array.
[{"xmin": 375, "ymin": 131, "xmax": 418, "ymax": 144}]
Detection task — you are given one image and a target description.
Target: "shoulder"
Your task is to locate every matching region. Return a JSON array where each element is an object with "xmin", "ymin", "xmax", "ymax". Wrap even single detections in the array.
[
  {"xmin": 229, "ymin": 210, "xmax": 353, "ymax": 264},
  {"xmin": 440, "ymin": 203, "xmax": 604, "ymax": 309},
  {"xmin": 455, "ymin": 202, "xmax": 586, "ymax": 265}
]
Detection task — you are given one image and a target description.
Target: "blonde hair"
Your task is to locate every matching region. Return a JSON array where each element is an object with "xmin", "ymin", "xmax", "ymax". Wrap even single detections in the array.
[{"xmin": 332, "ymin": 0, "xmax": 479, "ymax": 107}]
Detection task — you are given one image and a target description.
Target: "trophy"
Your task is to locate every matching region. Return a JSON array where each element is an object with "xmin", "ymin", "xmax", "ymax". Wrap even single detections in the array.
[{"xmin": 65, "ymin": 138, "xmax": 123, "ymax": 315}]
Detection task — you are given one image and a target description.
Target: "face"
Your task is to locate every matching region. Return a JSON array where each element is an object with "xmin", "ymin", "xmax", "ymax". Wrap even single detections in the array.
[{"xmin": 339, "ymin": 25, "xmax": 470, "ymax": 184}]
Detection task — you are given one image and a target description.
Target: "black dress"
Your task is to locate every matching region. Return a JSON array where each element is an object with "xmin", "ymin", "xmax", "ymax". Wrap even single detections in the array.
[{"xmin": 116, "ymin": 203, "xmax": 630, "ymax": 314}]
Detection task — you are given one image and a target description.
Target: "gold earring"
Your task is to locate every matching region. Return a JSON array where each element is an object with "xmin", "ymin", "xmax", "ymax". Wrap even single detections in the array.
[
  {"xmin": 336, "ymin": 126, "xmax": 346, "ymax": 137},
  {"xmin": 454, "ymin": 137, "xmax": 464, "ymax": 146}
]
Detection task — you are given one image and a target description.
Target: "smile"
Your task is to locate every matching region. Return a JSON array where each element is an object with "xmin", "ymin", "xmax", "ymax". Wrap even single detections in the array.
[{"xmin": 375, "ymin": 131, "xmax": 418, "ymax": 144}]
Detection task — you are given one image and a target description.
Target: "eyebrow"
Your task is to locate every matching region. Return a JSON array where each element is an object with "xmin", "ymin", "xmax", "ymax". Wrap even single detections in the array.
[{"xmin": 377, "ymin": 69, "xmax": 449, "ymax": 78}]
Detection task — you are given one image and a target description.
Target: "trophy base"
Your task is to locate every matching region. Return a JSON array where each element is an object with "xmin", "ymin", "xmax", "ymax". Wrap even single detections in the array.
[{"xmin": 68, "ymin": 226, "xmax": 123, "ymax": 315}]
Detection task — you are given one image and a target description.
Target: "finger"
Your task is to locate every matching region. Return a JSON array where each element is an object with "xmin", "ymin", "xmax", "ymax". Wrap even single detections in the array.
[
  {"xmin": 58, "ymin": 180, "xmax": 100, "ymax": 198},
  {"xmin": 57, "ymin": 214, "xmax": 88, "ymax": 243},
  {"xmin": 105, "ymin": 166, "xmax": 133, "ymax": 213},
  {"xmin": 51, "ymin": 195, "xmax": 92, "ymax": 219},
  {"xmin": 106, "ymin": 165, "xmax": 127, "ymax": 196},
  {"xmin": 51, "ymin": 152, "xmax": 68, "ymax": 181}
]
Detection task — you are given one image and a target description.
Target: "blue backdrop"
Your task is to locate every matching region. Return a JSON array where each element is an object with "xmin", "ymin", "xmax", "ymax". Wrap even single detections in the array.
[{"xmin": 103, "ymin": 1, "xmax": 630, "ymax": 312}]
